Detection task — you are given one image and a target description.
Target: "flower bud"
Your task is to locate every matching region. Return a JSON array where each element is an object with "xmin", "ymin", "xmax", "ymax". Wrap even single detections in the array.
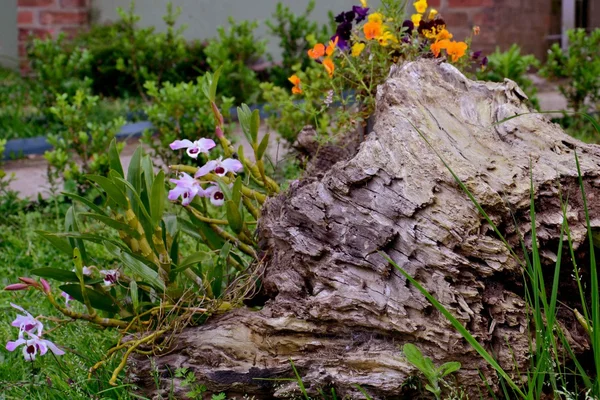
[
  {"xmin": 4, "ymin": 283, "xmax": 30, "ymax": 291},
  {"xmin": 40, "ymin": 279, "xmax": 51, "ymax": 293}
]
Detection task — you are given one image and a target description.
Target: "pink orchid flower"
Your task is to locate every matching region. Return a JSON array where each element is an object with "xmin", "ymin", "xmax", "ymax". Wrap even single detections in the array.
[
  {"xmin": 99, "ymin": 269, "xmax": 120, "ymax": 287},
  {"xmin": 6, "ymin": 333, "xmax": 65, "ymax": 362},
  {"xmin": 168, "ymin": 172, "xmax": 204, "ymax": 206},
  {"xmin": 170, "ymin": 138, "xmax": 216, "ymax": 159},
  {"xmin": 10, "ymin": 303, "xmax": 43, "ymax": 337},
  {"xmin": 194, "ymin": 156, "xmax": 243, "ymax": 178},
  {"xmin": 205, "ymin": 184, "xmax": 226, "ymax": 206},
  {"xmin": 61, "ymin": 292, "xmax": 74, "ymax": 307}
]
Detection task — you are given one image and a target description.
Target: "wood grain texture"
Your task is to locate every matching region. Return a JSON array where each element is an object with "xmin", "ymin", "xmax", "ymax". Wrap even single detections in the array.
[{"xmin": 130, "ymin": 59, "xmax": 600, "ymax": 399}]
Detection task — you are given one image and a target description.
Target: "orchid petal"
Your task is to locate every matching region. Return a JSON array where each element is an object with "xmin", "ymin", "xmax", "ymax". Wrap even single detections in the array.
[
  {"xmin": 194, "ymin": 160, "xmax": 217, "ymax": 178},
  {"xmin": 221, "ymin": 158, "xmax": 243, "ymax": 174},
  {"xmin": 169, "ymin": 139, "xmax": 194, "ymax": 150},
  {"xmin": 43, "ymin": 339, "xmax": 65, "ymax": 356},
  {"xmin": 196, "ymin": 138, "xmax": 216, "ymax": 153},
  {"xmin": 6, "ymin": 338, "xmax": 25, "ymax": 352}
]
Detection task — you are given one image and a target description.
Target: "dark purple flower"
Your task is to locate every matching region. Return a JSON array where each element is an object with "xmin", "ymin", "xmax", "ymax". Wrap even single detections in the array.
[
  {"xmin": 417, "ymin": 18, "xmax": 446, "ymax": 36},
  {"xmin": 402, "ymin": 20, "xmax": 415, "ymax": 36},
  {"xmin": 335, "ymin": 10, "xmax": 356, "ymax": 23},
  {"xmin": 481, "ymin": 56, "xmax": 489, "ymax": 68},
  {"xmin": 331, "ymin": 35, "xmax": 349, "ymax": 51},
  {"xmin": 336, "ymin": 21, "xmax": 353, "ymax": 41},
  {"xmin": 335, "ymin": 12, "xmax": 346, "ymax": 23},
  {"xmin": 471, "ymin": 50, "xmax": 482, "ymax": 60},
  {"xmin": 352, "ymin": 6, "xmax": 369, "ymax": 22}
]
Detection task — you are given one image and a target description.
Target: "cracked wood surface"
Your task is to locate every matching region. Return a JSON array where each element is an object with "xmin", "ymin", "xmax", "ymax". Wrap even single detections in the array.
[{"xmin": 130, "ymin": 60, "xmax": 600, "ymax": 399}]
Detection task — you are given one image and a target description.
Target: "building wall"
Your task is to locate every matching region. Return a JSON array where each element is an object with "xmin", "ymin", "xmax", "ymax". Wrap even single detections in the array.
[
  {"xmin": 0, "ymin": 0, "xmax": 19, "ymax": 69},
  {"xmin": 16, "ymin": 0, "xmax": 90, "ymax": 71},
  {"xmin": 90, "ymin": 0, "xmax": 381, "ymax": 59}
]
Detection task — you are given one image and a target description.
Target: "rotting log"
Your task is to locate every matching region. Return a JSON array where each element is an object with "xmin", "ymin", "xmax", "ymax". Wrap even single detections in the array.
[{"xmin": 129, "ymin": 59, "xmax": 600, "ymax": 399}]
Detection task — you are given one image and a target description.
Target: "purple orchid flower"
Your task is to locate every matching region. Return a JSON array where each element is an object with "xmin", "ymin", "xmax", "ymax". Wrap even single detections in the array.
[
  {"xmin": 194, "ymin": 156, "xmax": 243, "ymax": 178},
  {"xmin": 61, "ymin": 292, "xmax": 74, "ymax": 308},
  {"xmin": 6, "ymin": 333, "xmax": 65, "ymax": 362},
  {"xmin": 352, "ymin": 6, "xmax": 369, "ymax": 22},
  {"xmin": 10, "ymin": 303, "xmax": 43, "ymax": 337},
  {"xmin": 205, "ymin": 185, "xmax": 226, "ymax": 206},
  {"xmin": 169, "ymin": 138, "xmax": 216, "ymax": 159},
  {"xmin": 168, "ymin": 172, "xmax": 203, "ymax": 206},
  {"xmin": 99, "ymin": 269, "xmax": 120, "ymax": 287}
]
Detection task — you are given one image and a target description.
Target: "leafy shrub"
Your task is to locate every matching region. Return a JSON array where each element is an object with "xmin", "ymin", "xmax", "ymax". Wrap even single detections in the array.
[
  {"xmin": 27, "ymin": 32, "xmax": 93, "ymax": 102},
  {"xmin": 476, "ymin": 44, "xmax": 540, "ymax": 109},
  {"xmin": 142, "ymin": 78, "xmax": 234, "ymax": 166},
  {"xmin": 204, "ymin": 17, "xmax": 267, "ymax": 104},
  {"xmin": 265, "ymin": 0, "xmax": 333, "ymax": 88},
  {"xmin": 541, "ymin": 28, "xmax": 600, "ymax": 112},
  {"xmin": 44, "ymin": 90, "xmax": 125, "ymax": 192}
]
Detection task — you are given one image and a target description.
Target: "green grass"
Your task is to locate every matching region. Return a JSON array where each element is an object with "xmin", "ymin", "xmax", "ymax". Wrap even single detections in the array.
[{"xmin": 0, "ymin": 202, "xmax": 143, "ymax": 399}]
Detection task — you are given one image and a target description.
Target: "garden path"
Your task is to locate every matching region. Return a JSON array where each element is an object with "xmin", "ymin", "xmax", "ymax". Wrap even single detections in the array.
[{"xmin": 4, "ymin": 125, "xmax": 289, "ymax": 199}]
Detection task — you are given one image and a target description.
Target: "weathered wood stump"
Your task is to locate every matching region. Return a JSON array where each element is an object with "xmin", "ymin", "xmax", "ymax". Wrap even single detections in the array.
[{"xmin": 130, "ymin": 59, "xmax": 600, "ymax": 399}]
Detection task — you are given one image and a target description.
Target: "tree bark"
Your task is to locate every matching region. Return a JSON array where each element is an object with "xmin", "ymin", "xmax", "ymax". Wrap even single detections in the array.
[{"xmin": 130, "ymin": 59, "xmax": 600, "ymax": 399}]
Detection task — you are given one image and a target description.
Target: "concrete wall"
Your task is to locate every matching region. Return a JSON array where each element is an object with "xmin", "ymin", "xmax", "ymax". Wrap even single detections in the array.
[
  {"xmin": 90, "ymin": 0, "xmax": 380, "ymax": 58},
  {"xmin": 0, "ymin": 0, "xmax": 19, "ymax": 69}
]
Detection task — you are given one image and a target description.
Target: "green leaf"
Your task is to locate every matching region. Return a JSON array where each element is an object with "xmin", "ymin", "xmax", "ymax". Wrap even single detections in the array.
[
  {"xmin": 62, "ymin": 192, "xmax": 107, "ymax": 216},
  {"xmin": 210, "ymin": 66, "xmax": 222, "ymax": 102},
  {"xmin": 79, "ymin": 212, "xmax": 140, "ymax": 238},
  {"xmin": 65, "ymin": 206, "xmax": 87, "ymax": 264},
  {"xmin": 36, "ymin": 231, "xmax": 73, "ymax": 257},
  {"xmin": 108, "ymin": 138, "xmax": 124, "ymax": 178},
  {"xmin": 403, "ymin": 343, "xmax": 430, "ymax": 374},
  {"xmin": 59, "ymin": 284, "xmax": 119, "ymax": 313},
  {"xmin": 438, "ymin": 361, "xmax": 461, "ymax": 377},
  {"xmin": 256, "ymin": 133, "xmax": 270, "ymax": 160},
  {"xmin": 226, "ymin": 200, "xmax": 243, "ymax": 234},
  {"xmin": 141, "ymin": 155, "xmax": 155, "ymax": 194},
  {"xmin": 72, "ymin": 247, "xmax": 84, "ymax": 281},
  {"xmin": 129, "ymin": 280, "xmax": 139, "ymax": 314},
  {"xmin": 179, "ymin": 217, "xmax": 225, "ymax": 250},
  {"xmin": 250, "ymin": 108, "xmax": 260, "ymax": 144},
  {"xmin": 31, "ymin": 268, "xmax": 78, "ymax": 282},
  {"xmin": 172, "ymin": 251, "xmax": 211, "ymax": 274},
  {"xmin": 232, "ymin": 176, "xmax": 242, "ymax": 207},
  {"xmin": 86, "ymin": 174, "xmax": 128, "ymax": 208},
  {"xmin": 104, "ymin": 241, "xmax": 165, "ymax": 291},
  {"xmin": 209, "ymin": 242, "xmax": 230, "ymax": 298},
  {"xmin": 127, "ymin": 146, "xmax": 143, "ymax": 216},
  {"xmin": 237, "ymin": 104, "xmax": 252, "ymax": 143},
  {"xmin": 151, "ymin": 170, "xmax": 165, "ymax": 225}
]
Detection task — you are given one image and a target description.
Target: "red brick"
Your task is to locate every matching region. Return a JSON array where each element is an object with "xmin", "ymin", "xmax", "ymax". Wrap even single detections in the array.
[
  {"xmin": 18, "ymin": 27, "xmax": 53, "ymax": 41},
  {"xmin": 472, "ymin": 11, "xmax": 495, "ymax": 26},
  {"xmin": 60, "ymin": 26, "xmax": 85, "ymax": 38},
  {"xmin": 448, "ymin": 0, "xmax": 492, "ymax": 6},
  {"xmin": 60, "ymin": 0, "xmax": 88, "ymax": 8},
  {"xmin": 18, "ymin": 43, "xmax": 28, "ymax": 57},
  {"xmin": 18, "ymin": 0, "xmax": 55, "ymax": 6},
  {"xmin": 441, "ymin": 11, "xmax": 470, "ymax": 28},
  {"xmin": 17, "ymin": 10, "xmax": 34, "ymax": 24},
  {"xmin": 428, "ymin": 0, "xmax": 441, "ymax": 7},
  {"xmin": 40, "ymin": 10, "xmax": 88, "ymax": 25}
]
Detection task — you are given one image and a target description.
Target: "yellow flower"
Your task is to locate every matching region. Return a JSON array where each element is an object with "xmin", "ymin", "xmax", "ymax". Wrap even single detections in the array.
[
  {"xmin": 360, "ymin": 0, "xmax": 367, "ymax": 7},
  {"xmin": 428, "ymin": 9, "xmax": 438, "ymax": 19},
  {"xmin": 411, "ymin": 13, "xmax": 422, "ymax": 26},
  {"xmin": 351, "ymin": 42, "xmax": 366, "ymax": 57},
  {"xmin": 377, "ymin": 30, "xmax": 397, "ymax": 47},
  {"xmin": 368, "ymin": 12, "xmax": 384, "ymax": 24},
  {"xmin": 323, "ymin": 57, "xmax": 335, "ymax": 78},
  {"xmin": 364, "ymin": 21, "xmax": 383, "ymax": 40},
  {"xmin": 413, "ymin": 0, "xmax": 428, "ymax": 14},
  {"xmin": 446, "ymin": 41, "xmax": 468, "ymax": 62},
  {"xmin": 288, "ymin": 75, "xmax": 302, "ymax": 94}
]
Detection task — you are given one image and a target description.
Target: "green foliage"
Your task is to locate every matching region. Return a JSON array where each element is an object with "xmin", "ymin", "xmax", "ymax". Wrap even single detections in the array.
[
  {"xmin": 204, "ymin": 17, "xmax": 267, "ymax": 104},
  {"xmin": 541, "ymin": 28, "xmax": 600, "ymax": 112},
  {"xmin": 476, "ymin": 44, "xmax": 540, "ymax": 109},
  {"xmin": 44, "ymin": 90, "xmax": 125, "ymax": 192},
  {"xmin": 142, "ymin": 77, "xmax": 234, "ymax": 166},
  {"xmin": 27, "ymin": 32, "xmax": 93, "ymax": 103},
  {"xmin": 174, "ymin": 367, "xmax": 229, "ymax": 399},
  {"xmin": 402, "ymin": 343, "xmax": 461, "ymax": 399},
  {"xmin": 265, "ymin": 0, "xmax": 332, "ymax": 88}
]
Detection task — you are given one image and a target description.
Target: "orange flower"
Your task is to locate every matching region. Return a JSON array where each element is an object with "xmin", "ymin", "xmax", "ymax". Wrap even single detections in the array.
[
  {"xmin": 326, "ymin": 36, "xmax": 339, "ymax": 56},
  {"xmin": 308, "ymin": 43, "xmax": 325, "ymax": 59},
  {"xmin": 364, "ymin": 21, "xmax": 383, "ymax": 40},
  {"xmin": 446, "ymin": 41, "xmax": 468, "ymax": 62},
  {"xmin": 430, "ymin": 39, "xmax": 450, "ymax": 57},
  {"xmin": 435, "ymin": 28, "xmax": 453, "ymax": 41},
  {"xmin": 288, "ymin": 74, "xmax": 302, "ymax": 94},
  {"xmin": 323, "ymin": 57, "xmax": 335, "ymax": 78}
]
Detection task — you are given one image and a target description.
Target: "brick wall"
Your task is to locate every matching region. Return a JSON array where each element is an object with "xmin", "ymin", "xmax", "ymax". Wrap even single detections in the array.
[
  {"xmin": 17, "ymin": 0, "xmax": 90, "ymax": 72},
  {"xmin": 429, "ymin": 0, "xmax": 556, "ymax": 61}
]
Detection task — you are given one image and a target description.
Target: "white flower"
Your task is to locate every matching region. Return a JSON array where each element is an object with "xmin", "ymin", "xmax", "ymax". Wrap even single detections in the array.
[
  {"xmin": 6, "ymin": 334, "xmax": 64, "ymax": 362},
  {"xmin": 170, "ymin": 138, "xmax": 216, "ymax": 159},
  {"xmin": 194, "ymin": 156, "xmax": 243, "ymax": 178},
  {"xmin": 99, "ymin": 269, "xmax": 120, "ymax": 286}
]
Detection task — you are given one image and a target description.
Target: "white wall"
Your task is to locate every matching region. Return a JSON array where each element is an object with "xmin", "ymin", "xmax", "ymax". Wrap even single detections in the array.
[
  {"xmin": 0, "ymin": 0, "xmax": 18, "ymax": 70},
  {"xmin": 91, "ymin": 0, "xmax": 381, "ymax": 58}
]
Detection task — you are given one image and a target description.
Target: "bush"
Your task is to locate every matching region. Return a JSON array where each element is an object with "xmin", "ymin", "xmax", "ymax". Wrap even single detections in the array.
[
  {"xmin": 476, "ymin": 44, "xmax": 540, "ymax": 109},
  {"xmin": 204, "ymin": 17, "xmax": 267, "ymax": 104}
]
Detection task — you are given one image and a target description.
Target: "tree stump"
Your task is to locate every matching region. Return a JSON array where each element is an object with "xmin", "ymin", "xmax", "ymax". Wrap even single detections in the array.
[{"xmin": 130, "ymin": 59, "xmax": 600, "ymax": 399}]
